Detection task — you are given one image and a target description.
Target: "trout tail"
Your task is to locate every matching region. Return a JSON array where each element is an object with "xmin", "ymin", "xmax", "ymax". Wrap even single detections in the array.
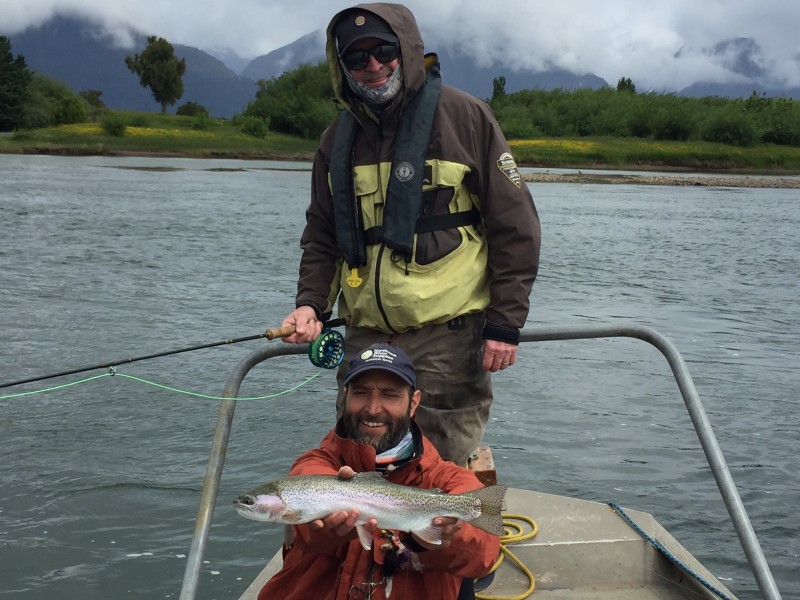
[{"xmin": 466, "ymin": 484, "xmax": 507, "ymax": 536}]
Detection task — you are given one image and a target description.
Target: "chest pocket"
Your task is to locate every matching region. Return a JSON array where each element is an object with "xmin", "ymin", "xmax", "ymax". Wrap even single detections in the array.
[
  {"xmin": 415, "ymin": 186, "xmax": 462, "ymax": 265},
  {"xmin": 353, "ymin": 166, "xmax": 381, "ymax": 231}
]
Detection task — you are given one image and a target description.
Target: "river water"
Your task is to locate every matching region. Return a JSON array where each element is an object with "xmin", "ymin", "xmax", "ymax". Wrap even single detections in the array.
[{"xmin": 0, "ymin": 154, "xmax": 797, "ymax": 599}]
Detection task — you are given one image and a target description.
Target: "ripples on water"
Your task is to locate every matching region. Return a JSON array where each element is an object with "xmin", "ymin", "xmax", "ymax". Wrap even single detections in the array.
[{"xmin": 0, "ymin": 156, "xmax": 797, "ymax": 599}]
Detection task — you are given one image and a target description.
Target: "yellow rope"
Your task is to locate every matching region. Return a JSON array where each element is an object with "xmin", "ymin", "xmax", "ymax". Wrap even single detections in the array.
[{"xmin": 475, "ymin": 513, "xmax": 538, "ymax": 600}]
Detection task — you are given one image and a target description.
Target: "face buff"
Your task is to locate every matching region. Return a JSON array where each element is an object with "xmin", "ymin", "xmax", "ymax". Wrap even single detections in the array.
[{"xmin": 342, "ymin": 62, "xmax": 404, "ymax": 108}]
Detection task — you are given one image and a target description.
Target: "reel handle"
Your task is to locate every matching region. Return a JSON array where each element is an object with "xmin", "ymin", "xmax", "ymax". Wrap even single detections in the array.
[
  {"xmin": 264, "ymin": 325, "xmax": 296, "ymax": 340},
  {"xmin": 263, "ymin": 316, "xmax": 349, "ymax": 341}
]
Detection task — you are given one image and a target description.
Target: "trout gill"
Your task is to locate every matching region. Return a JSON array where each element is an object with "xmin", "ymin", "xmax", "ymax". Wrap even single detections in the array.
[{"xmin": 233, "ymin": 472, "xmax": 507, "ymax": 550}]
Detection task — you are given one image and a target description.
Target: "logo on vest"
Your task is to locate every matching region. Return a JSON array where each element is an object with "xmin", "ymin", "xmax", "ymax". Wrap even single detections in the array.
[
  {"xmin": 497, "ymin": 152, "xmax": 522, "ymax": 188},
  {"xmin": 395, "ymin": 162, "xmax": 415, "ymax": 183}
]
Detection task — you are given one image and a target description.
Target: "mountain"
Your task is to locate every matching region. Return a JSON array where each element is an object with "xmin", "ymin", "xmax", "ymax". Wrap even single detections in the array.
[
  {"xmin": 677, "ymin": 37, "xmax": 800, "ymax": 99},
  {"xmin": 6, "ymin": 15, "xmax": 257, "ymax": 118},
  {"xmin": 240, "ymin": 31, "xmax": 326, "ymax": 81},
  {"xmin": 237, "ymin": 29, "xmax": 608, "ymax": 98},
  {"xmin": 7, "ymin": 16, "xmax": 796, "ymax": 121},
  {"xmin": 433, "ymin": 48, "xmax": 607, "ymax": 99}
]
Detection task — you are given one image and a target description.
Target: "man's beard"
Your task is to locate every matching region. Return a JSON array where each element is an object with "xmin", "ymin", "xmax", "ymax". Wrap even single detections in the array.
[{"xmin": 342, "ymin": 409, "xmax": 411, "ymax": 454}]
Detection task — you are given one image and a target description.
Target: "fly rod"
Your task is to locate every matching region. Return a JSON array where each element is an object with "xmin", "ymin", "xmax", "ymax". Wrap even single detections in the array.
[{"xmin": 0, "ymin": 317, "xmax": 349, "ymax": 389}]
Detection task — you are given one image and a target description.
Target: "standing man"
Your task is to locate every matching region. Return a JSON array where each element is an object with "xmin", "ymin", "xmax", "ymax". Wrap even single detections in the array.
[
  {"xmin": 280, "ymin": 3, "xmax": 541, "ymax": 466},
  {"xmin": 257, "ymin": 343, "xmax": 501, "ymax": 600}
]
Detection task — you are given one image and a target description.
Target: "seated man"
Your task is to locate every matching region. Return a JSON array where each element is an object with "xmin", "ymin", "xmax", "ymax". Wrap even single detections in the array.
[{"xmin": 258, "ymin": 343, "xmax": 501, "ymax": 599}]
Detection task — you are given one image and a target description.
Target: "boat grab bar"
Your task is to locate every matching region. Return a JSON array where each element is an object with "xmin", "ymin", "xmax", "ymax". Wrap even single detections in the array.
[{"xmin": 178, "ymin": 322, "xmax": 781, "ymax": 600}]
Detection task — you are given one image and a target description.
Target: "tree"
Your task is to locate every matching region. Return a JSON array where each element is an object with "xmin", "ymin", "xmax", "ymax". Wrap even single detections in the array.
[
  {"xmin": 492, "ymin": 76, "xmax": 507, "ymax": 101},
  {"xmin": 616, "ymin": 77, "xmax": 636, "ymax": 94},
  {"xmin": 80, "ymin": 89, "xmax": 107, "ymax": 119},
  {"xmin": 0, "ymin": 36, "xmax": 34, "ymax": 131},
  {"xmin": 125, "ymin": 36, "xmax": 186, "ymax": 113},
  {"xmin": 243, "ymin": 62, "xmax": 336, "ymax": 139},
  {"xmin": 20, "ymin": 75, "xmax": 89, "ymax": 129}
]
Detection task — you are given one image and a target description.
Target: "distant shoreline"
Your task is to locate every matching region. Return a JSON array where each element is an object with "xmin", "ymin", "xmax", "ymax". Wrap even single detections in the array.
[
  {"xmin": 3, "ymin": 145, "xmax": 799, "ymax": 188},
  {"xmin": 521, "ymin": 171, "xmax": 800, "ymax": 188}
]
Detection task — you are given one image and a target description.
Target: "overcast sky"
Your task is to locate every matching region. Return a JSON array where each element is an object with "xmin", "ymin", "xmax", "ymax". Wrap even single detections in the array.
[{"xmin": 3, "ymin": 0, "xmax": 799, "ymax": 91}]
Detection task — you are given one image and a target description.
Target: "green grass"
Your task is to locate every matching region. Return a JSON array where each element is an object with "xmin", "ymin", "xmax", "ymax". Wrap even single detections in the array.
[
  {"xmin": 2, "ymin": 110, "xmax": 800, "ymax": 172},
  {"xmin": 0, "ymin": 111, "xmax": 318, "ymax": 159},
  {"xmin": 508, "ymin": 136, "xmax": 800, "ymax": 172}
]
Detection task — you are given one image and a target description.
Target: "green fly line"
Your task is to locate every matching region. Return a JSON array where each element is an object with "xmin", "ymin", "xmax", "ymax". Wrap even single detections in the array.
[{"xmin": 0, "ymin": 369, "xmax": 324, "ymax": 401}]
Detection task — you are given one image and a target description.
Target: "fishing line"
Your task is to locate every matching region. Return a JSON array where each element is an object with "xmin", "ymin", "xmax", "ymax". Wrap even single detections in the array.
[
  {"xmin": 0, "ymin": 369, "xmax": 324, "ymax": 401},
  {"xmin": 0, "ymin": 317, "xmax": 348, "ymax": 390}
]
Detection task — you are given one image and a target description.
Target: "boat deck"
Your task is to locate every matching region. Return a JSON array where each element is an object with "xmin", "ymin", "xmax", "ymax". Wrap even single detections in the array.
[{"xmin": 237, "ymin": 487, "xmax": 737, "ymax": 599}]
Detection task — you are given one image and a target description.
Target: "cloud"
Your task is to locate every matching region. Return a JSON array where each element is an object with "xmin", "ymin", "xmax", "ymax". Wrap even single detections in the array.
[{"xmin": 2, "ymin": 0, "xmax": 799, "ymax": 91}]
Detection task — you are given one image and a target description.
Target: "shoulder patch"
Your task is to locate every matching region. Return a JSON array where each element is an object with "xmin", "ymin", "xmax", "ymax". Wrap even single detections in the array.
[{"xmin": 497, "ymin": 152, "xmax": 522, "ymax": 188}]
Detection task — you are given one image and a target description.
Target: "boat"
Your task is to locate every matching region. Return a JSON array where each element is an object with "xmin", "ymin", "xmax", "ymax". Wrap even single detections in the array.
[{"xmin": 177, "ymin": 323, "xmax": 784, "ymax": 600}]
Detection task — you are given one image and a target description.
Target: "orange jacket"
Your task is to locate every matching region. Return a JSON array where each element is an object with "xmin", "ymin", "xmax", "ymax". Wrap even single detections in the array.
[{"xmin": 258, "ymin": 421, "xmax": 500, "ymax": 600}]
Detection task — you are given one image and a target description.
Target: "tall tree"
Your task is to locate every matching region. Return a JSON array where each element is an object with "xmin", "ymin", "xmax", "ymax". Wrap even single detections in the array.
[
  {"xmin": 616, "ymin": 77, "xmax": 637, "ymax": 94},
  {"xmin": 125, "ymin": 36, "xmax": 186, "ymax": 113},
  {"xmin": 492, "ymin": 76, "xmax": 507, "ymax": 101},
  {"xmin": 0, "ymin": 36, "xmax": 34, "ymax": 131}
]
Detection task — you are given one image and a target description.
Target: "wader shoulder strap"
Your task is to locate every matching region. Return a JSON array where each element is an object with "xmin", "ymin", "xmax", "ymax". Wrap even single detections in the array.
[
  {"xmin": 330, "ymin": 109, "xmax": 366, "ymax": 268},
  {"xmin": 382, "ymin": 61, "xmax": 442, "ymax": 261}
]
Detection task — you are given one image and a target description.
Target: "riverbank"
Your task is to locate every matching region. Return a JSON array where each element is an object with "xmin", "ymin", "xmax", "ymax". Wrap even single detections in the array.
[{"xmin": 3, "ymin": 121, "xmax": 800, "ymax": 188}]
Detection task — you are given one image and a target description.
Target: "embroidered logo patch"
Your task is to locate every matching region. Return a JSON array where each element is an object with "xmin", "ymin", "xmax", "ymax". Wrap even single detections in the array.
[
  {"xmin": 395, "ymin": 161, "xmax": 415, "ymax": 183},
  {"xmin": 497, "ymin": 152, "xmax": 521, "ymax": 188}
]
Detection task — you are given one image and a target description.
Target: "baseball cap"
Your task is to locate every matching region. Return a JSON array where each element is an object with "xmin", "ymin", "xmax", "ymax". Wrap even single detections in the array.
[
  {"xmin": 343, "ymin": 343, "xmax": 416, "ymax": 388},
  {"xmin": 335, "ymin": 10, "xmax": 398, "ymax": 55}
]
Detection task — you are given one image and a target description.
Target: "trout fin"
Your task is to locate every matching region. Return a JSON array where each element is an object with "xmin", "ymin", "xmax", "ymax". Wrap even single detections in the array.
[
  {"xmin": 283, "ymin": 508, "xmax": 304, "ymax": 523},
  {"xmin": 355, "ymin": 525, "xmax": 373, "ymax": 550},
  {"xmin": 411, "ymin": 524, "xmax": 443, "ymax": 546},
  {"xmin": 283, "ymin": 525, "xmax": 295, "ymax": 548},
  {"xmin": 466, "ymin": 484, "xmax": 508, "ymax": 536}
]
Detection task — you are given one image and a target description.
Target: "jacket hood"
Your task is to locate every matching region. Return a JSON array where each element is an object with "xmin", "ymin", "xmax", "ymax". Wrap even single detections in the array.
[{"xmin": 326, "ymin": 3, "xmax": 426, "ymax": 110}]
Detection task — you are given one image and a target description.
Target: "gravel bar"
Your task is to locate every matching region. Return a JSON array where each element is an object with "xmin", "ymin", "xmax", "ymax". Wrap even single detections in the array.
[{"xmin": 522, "ymin": 172, "xmax": 800, "ymax": 188}]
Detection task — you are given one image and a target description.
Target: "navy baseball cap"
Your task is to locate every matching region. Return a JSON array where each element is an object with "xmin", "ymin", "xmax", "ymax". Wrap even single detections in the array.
[
  {"xmin": 343, "ymin": 343, "xmax": 416, "ymax": 388},
  {"xmin": 335, "ymin": 10, "xmax": 398, "ymax": 55}
]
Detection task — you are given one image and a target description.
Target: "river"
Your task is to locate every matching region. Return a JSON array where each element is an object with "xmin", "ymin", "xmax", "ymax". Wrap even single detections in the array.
[{"xmin": 0, "ymin": 154, "xmax": 797, "ymax": 599}]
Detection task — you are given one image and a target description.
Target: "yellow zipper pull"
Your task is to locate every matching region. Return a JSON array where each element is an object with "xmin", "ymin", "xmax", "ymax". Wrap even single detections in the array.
[{"xmin": 346, "ymin": 267, "xmax": 363, "ymax": 288}]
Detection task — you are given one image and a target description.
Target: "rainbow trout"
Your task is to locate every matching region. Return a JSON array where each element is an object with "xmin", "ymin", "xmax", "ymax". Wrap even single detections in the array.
[{"xmin": 233, "ymin": 472, "xmax": 506, "ymax": 550}]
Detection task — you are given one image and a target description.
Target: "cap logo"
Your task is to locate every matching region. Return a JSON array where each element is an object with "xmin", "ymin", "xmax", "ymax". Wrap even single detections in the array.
[
  {"xmin": 354, "ymin": 15, "xmax": 366, "ymax": 26},
  {"xmin": 360, "ymin": 349, "xmax": 374, "ymax": 360}
]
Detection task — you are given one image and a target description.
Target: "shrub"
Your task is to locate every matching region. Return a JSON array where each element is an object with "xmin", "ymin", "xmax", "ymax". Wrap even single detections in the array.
[
  {"xmin": 192, "ymin": 111, "xmax": 211, "ymax": 130},
  {"xmin": 761, "ymin": 99, "xmax": 800, "ymax": 146},
  {"xmin": 19, "ymin": 75, "xmax": 88, "ymax": 129},
  {"xmin": 701, "ymin": 107, "xmax": 757, "ymax": 147},
  {"xmin": 651, "ymin": 106, "xmax": 694, "ymax": 141},
  {"xmin": 53, "ymin": 95, "xmax": 88, "ymax": 125},
  {"xmin": 244, "ymin": 62, "xmax": 337, "ymax": 139},
  {"xmin": 101, "ymin": 113, "xmax": 126, "ymax": 136},
  {"xmin": 79, "ymin": 90, "xmax": 106, "ymax": 120},
  {"xmin": 497, "ymin": 105, "xmax": 537, "ymax": 139},
  {"xmin": 129, "ymin": 114, "xmax": 150, "ymax": 127},
  {"xmin": 240, "ymin": 115, "xmax": 269, "ymax": 138},
  {"xmin": 177, "ymin": 101, "xmax": 208, "ymax": 117}
]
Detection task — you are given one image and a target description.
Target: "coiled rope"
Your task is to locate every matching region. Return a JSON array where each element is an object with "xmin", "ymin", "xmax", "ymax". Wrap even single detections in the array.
[{"xmin": 476, "ymin": 513, "xmax": 539, "ymax": 600}]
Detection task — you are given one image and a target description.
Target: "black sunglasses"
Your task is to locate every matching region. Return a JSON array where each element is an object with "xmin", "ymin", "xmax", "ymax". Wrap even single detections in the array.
[{"xmin": 341, "ymin": 43, "xmax": 400, "ymax": 71}]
